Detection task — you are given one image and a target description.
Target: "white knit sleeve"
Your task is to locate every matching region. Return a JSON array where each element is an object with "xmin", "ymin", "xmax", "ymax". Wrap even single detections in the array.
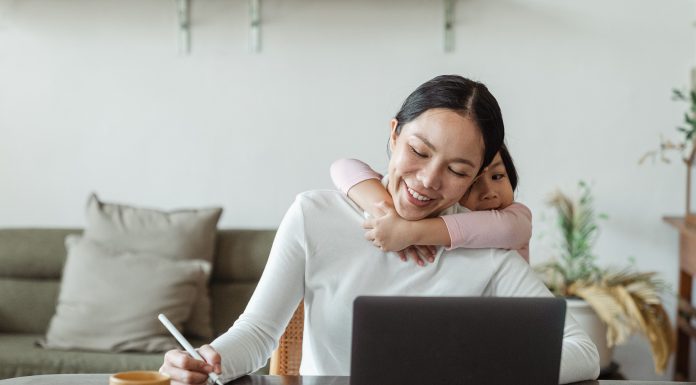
[
  {"xmin": 484, "ymin": 252, "xmax": 600, "ymax": 384},
  {"xmin": 210, "ymin": 195, "xmax": 307, "ymax": 382}
]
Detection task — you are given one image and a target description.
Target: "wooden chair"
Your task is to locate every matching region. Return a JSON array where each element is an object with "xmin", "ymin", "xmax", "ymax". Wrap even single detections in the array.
[{"xmin": 269, "ymin": 301, "xmax": 304, "ymax": 375}]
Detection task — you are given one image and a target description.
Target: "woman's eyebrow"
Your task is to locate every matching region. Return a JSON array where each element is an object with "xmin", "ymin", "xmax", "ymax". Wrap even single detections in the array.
[
  {"xmin": 414, "ymin": 134, "xmax": 436, "ymax": 151},
  {"xmin": 413, "ymin": 133, "xmax": 476, "ymax": 168}
]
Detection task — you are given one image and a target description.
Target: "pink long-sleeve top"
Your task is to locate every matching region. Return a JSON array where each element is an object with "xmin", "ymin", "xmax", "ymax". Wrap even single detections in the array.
[{"xmin": 330, "ymin": 158, "xmax": 531, "ymax": 262}]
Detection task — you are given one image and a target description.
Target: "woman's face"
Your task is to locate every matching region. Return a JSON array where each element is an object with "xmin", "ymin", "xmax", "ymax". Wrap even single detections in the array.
[
  {"xmin": 460, "ymin": 152, "xmax": 514, "ymax": 211},
  {"xmin": 387, "ymin": 108, "xmax": 484, "ymax": 221}
]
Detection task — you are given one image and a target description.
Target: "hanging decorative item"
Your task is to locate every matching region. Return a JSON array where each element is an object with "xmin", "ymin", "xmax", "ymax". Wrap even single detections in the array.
[
  {"xmin": 640, "ymin": 69, "xmax": 696, "ymax": 226},
  {"xmin": 249, "ymin": 0, "xmax": 261, "ymax": 53},
  {"xmin": 444, "ymin": 0, "xmax": 455, "ymax": 52},
  {"xmin": 177, "ymin": 0, "xmax": 191, "ymax": 54},
  {"xmin": 171, "ymin": 0, "xmax": 456, "ymax": 55}
]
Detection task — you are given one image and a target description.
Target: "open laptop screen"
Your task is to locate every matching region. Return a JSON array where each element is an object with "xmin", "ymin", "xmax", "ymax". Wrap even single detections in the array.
[{"xmin": 350, "ymin": 296, "xmax": 566, "ymax": 385}]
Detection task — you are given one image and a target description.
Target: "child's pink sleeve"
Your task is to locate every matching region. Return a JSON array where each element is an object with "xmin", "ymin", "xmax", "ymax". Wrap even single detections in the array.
[
  {"xmin": 330, "ymin": 158, "xmax": 383, "ymax": 195},
  {"xmin": 441, "ymin": 202, "xmax": 532, "ymax": 261}
]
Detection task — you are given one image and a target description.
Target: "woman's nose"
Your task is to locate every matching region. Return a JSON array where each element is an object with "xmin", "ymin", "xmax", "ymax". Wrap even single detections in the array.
[{"xmin": 418, "ymin": 166, "xmax": 442, "ymax": 190}]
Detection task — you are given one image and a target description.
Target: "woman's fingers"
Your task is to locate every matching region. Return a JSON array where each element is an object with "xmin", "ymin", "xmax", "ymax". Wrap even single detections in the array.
[
  {"xmin": 198, "ymin": 344, "xmax": 222, "ymax": 374},
  {"xmin": 161, "ymin": 350, "xmax": 212, "ymax": 385},
  {"xmin": 398, "ymin": 250, "xmax": 407, "ymax": 261},
  {"xmin": 164, "ymin": 365, "xmax": 208, "ymax": 385},
  {"xmin": 165, "ymin": 350, "xmax": 212, "ymax": 372}
]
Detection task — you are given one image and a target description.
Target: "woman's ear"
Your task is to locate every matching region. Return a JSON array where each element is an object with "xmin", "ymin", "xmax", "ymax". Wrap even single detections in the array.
[{"xmin": 389, "ymin": 119, "xmax": 399, "ymax": 150}]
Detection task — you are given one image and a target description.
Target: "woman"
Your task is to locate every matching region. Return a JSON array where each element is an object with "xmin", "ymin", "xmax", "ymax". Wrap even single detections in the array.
[{"xmin": 160, "ymin": 75, "xmax": 600, "ymax": 385}]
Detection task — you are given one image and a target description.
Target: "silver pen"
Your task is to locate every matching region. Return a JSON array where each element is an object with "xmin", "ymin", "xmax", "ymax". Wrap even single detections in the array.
[{"xmin": 158, "ymin": 314, "xmax": 224, "ymax": 385}]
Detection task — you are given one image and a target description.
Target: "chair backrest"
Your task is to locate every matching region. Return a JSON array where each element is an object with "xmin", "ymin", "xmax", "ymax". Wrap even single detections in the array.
[{"xmin": 269, "ymin": 301, "xmax": 304, "ymax": 375}]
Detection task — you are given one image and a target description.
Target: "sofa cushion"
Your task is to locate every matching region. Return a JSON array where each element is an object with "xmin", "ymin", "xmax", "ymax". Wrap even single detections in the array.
[
  {"xmin": 41, "ymin": 236, "xmax": 209, "ymax": 352},
  {"xmin": 0, "ymin": 278, "xmax": 60, "ymax": 334},
  {"xmin": 83, "ymin": 194, "xmax": 222, "ymax": 339},
  {"xmin": 0, "ymin": 229, "xmax": 79, "ymax": 279},
  {"xmin": 210, "ymin": 282, "xmax": 258, "ymax": 337},
  {"xmin": 0, "ymin": 334, "xmax": 165, "ymax": 379},
  {"xmin": 212, "ymin": 230, "xmax": 276, "ymax": 282},
  {"xmin": 0, "ymin": 334, "xmax": 266, "ymax": 380}
]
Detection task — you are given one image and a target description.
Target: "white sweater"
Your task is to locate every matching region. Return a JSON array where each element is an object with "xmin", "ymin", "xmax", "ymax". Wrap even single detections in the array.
[{"xmin": 211, "ymin": 190, "xmax": 600, "ymax": 384}]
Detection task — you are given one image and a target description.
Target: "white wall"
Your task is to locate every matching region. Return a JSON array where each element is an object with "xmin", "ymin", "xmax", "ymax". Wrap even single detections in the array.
[{"xmin": 0, "ymin": 0, "xmax": 692, "ymax": 380}]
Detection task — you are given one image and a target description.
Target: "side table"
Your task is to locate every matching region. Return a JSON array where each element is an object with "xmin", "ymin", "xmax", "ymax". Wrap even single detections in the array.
[{"xmin": 664, "ymin": 216, "xmax": 696, "ymax": 381}]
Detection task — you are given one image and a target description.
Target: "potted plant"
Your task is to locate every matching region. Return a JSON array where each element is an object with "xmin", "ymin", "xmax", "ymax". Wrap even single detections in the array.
[
  {"xmin": 536, "ymin": 181, "xmax": 674, "ymax": 374},
  {"xmin": 640, "ymin": 88, "xmax": 696, "ymax": 225}
]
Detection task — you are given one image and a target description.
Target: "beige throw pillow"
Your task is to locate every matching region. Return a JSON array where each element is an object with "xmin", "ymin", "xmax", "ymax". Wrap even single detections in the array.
[
  {"xmin": 42, "ymin": 236, "xmax": 210, "ymax": 352},
  {"xmin": 83, "ymin": 193, "xmax": 222, "ymax": 338}
]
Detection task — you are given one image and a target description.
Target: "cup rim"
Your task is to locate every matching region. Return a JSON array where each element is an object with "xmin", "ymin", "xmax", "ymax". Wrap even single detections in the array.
[{"xmin": 109, "ymin": 370, "xmax": 170, "ymax": 385}]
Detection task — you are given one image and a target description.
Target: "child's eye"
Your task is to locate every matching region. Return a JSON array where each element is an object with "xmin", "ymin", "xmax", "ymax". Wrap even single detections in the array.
[
  {"xmin": 491, "ymin": 173, "xmax": 506, "ymax": 181},
  {"xmin": 410, "ymin": 146, "xmax": 427, "ymax": 158}
]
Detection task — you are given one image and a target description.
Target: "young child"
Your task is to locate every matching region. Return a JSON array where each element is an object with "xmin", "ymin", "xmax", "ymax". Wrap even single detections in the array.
[{"xmin": 330, "ymin": 144, "xmax": 531, "ymax": 266}]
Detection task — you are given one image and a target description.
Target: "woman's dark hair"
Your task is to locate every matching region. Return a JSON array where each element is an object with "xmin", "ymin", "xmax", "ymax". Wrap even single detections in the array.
[
  {"xmin": 498, "ymin": 143, "xmax": 518, "ymax": 191},
  {"xmin": 391, "ymin": 75, "xmax": 505, "ymax": 171}
]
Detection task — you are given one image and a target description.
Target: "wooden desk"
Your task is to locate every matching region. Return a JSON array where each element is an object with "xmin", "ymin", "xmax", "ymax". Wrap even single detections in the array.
[
  {"xmin": 0, "ymin": 374, "xmax": 694, "ymax": 385},
  {"xmin": 665, "ymin": 216, "xmax": 696, "ymax": 381}
]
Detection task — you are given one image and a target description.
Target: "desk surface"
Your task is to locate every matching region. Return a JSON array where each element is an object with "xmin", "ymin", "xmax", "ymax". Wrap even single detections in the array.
[{"xmin": 0, "ymin": 374, "xmax": 694, "ymax": 385}]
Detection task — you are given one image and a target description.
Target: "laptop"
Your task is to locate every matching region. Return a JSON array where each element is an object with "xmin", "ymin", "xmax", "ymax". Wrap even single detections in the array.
[{"xmin": 350, "ymin": 296, "xmax": 566, "ymax": 385}]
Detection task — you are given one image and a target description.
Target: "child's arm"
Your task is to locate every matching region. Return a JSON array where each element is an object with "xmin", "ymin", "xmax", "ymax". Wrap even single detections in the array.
[
  {"xmin": 441, "ymin": 203, "xmax": 532, "ymax": 251},
  {"xmin": 330, "ymin": 159, "xmax": 390, "ymax": 218},
  {"xmin": 330, "ymin": 158, "xmax": 440, "ymax": 247},
  {"xmin": 331, "ymin": 158, "xmax": 438, "ymax": 265},
  {"xmin": 366, "ymin": 203, "xmax": 532, "ymax": 262},
  {"xmin": 363, "ymin": 203, "xmax": 451, "ymax": 251},
  {"xmin": 330, "ymin": 159, "xmax": 532, "ymax": 260}
]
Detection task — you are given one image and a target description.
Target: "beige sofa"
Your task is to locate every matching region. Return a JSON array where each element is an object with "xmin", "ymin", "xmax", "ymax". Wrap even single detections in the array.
[{"xmin": 0, "ymin": 228, "xmax": 276, "ymax": 379}]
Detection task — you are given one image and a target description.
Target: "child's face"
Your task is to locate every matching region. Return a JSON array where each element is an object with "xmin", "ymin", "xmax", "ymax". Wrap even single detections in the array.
[{"xmin": 460, "ymin": 152, "xmax": 514, "ymax": 211}]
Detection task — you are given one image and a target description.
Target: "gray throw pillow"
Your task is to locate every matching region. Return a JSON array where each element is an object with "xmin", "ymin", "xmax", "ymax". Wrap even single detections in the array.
[
  {"xmin": 41, "ymin": 236, "xmax": 210, "ymax": 352},
  {"xmin": 83, "ymin": 193, "xmax": 222, "ymax": 339}
]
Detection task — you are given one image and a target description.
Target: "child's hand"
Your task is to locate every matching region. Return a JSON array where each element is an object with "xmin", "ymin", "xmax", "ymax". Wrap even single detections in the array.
[
  {"xmin": 363, "ymin": 201, "xmax": 438, "ymax": 266},
  {"xmin": 363, "ymin": 202, "xmax": 437, "ymax": 266},
  {"xmin": 398, "ymin": 245, "xmax": 437, "ymax": 266},
  {"xmin": 362, "ymin": 201, "xmax": 416, "ymax": 252}
]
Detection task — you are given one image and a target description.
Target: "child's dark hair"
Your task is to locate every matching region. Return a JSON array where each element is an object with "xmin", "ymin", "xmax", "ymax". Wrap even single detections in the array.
[{"xmin": 499, "ymin": 144, "xmax": 518, "ymax": 191}]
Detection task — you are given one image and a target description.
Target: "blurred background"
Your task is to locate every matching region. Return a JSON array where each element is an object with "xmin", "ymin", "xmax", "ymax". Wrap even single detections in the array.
[{"xmin": 0, "ymin": 0, "xmax": 691, "ymax": 380}]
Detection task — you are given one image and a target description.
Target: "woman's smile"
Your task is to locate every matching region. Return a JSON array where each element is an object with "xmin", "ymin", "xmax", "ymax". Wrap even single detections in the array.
[{"xmin": 403, "ymin": 181, "xmax": 435, "ymax": 207}]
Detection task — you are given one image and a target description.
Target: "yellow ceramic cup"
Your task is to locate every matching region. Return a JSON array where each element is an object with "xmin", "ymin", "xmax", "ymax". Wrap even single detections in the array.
[{"xmin": 109, "ymin": 371, "xmax": 170, "ymax": 385}]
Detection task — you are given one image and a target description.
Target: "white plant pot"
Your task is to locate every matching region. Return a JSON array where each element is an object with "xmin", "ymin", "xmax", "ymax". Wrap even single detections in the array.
[{"xmin": 566, "ymin": 297, "xmax": 614, "ymax": 370}]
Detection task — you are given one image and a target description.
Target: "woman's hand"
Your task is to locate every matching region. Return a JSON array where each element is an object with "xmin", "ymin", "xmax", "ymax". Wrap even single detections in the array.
[
  {"xmin": 160, "ymin": 344, "xmax": 221, "ymax": 385},
  {"xmin": 363, "ymin": 202, "xmax": 436, "ymax": 266}
]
